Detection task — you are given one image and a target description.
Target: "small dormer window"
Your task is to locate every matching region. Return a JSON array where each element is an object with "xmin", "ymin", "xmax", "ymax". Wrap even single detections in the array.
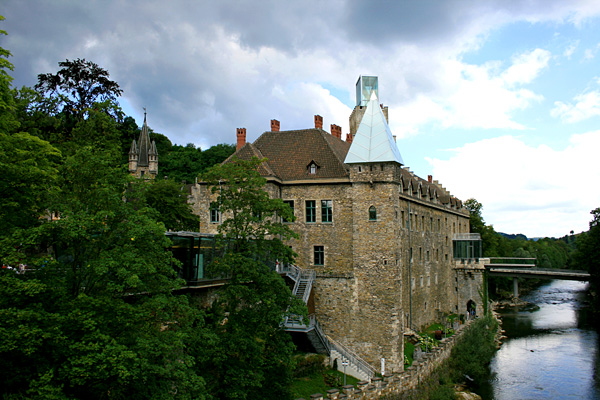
[{"xmin": 307, "ymin": 161, "xmax": 319, "ymax": 175}]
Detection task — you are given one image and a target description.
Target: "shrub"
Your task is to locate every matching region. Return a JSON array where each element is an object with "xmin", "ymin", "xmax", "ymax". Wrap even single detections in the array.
[{"xmin": 293, "ymin": 354, "xmax": 327, "ymax": 378}]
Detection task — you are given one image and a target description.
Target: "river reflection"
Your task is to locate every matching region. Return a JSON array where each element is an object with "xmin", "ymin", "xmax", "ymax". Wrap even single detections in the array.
[{"xmin": 485, "ymin": 280, "xmax": 600, "ymax": 400}]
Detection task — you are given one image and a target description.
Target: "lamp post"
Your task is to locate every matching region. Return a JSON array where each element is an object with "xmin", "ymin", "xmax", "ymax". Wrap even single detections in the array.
[{"xmin": 342, "ymin": 359, "xmax": 349, "ymax": 386}]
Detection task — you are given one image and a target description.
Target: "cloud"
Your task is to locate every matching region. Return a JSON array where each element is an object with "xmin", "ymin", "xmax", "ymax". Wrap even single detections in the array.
[
  {"xmin": 563, "ymin": 40, "xmax": 579, "ymax": 59},
  {"xmin": 426, "ymin": 132, "xmax": 600, "ymax": 237},
  {"xmin": 551, "ymin": 90, "xmax": 600, "ymax": 122},
  {"xmin": 502, "ymin": 49, "xmax": 551, "ymax": 85},
  {"xmin": 390, "ymin": 49, "xmax": 549, "ymax": 137}
]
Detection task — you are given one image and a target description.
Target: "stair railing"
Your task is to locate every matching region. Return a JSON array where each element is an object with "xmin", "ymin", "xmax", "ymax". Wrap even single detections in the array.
[{"xmin": 325, "ymin": 333, "xmax": 376, "ymax": 379}]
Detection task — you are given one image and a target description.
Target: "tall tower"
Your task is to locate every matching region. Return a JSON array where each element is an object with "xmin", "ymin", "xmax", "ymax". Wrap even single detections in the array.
[
  {"xmin": 344, "ymin": 87, "xmax": 405, "ymax": 372},
  {"xmin": 129, "ymin": 109, "xmax": 158, "ymax": 179}
]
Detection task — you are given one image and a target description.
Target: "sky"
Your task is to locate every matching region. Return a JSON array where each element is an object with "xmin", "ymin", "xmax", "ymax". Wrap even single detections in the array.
[{"xmin": 2, "ymin": 0, "xmax": 600, "ymax": 238}]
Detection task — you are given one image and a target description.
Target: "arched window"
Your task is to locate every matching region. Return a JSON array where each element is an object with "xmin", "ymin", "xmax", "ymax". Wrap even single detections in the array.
[{"xmin": 369, "ymin": 206, "xmax": 377, "ymax": 221}]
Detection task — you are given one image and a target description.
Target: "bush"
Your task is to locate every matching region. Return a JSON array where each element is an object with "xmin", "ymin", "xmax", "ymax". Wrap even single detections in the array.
[
  {"xmin": 449, "ymin": 315, "xmax": 498, "ymax": 385},
  {"xmin": 293, "ymin": 354, "xmax": 327, "ymax": 378}
]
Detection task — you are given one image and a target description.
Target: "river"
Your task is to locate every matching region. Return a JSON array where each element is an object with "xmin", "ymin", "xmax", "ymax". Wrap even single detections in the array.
[{"xmin": 481, "ymin": 280, "xmax": 600, "ymax": 399}]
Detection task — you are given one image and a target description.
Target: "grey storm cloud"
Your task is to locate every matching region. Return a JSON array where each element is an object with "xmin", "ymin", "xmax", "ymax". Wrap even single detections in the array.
[{"xmin": 1, "ymin": 0, "xmax": 596, "ymax": 148}]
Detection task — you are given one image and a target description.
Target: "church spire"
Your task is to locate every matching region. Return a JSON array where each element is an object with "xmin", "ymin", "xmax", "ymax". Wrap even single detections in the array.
[{"xmin": 129, "ymin": 108, "xmax": 158, "ymax": 179}]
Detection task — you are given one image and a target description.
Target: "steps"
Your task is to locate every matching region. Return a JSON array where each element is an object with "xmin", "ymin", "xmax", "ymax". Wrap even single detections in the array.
[{"xmin": 282, "ymin": 264, "xmax": 376, "ymax": 381}]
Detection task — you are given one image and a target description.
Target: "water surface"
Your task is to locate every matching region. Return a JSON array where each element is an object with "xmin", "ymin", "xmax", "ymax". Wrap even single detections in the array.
[{"xmin": 487, "ymin": 280, "xmax": 600, "ymax": 400}]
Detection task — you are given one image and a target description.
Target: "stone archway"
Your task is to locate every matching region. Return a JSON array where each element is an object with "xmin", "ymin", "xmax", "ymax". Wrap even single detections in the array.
[{"xmin": 466, "ymin": 299, "xmax": 476, "ymax": 319}]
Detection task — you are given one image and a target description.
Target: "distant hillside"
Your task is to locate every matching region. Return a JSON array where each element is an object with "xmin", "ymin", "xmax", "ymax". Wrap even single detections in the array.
[{"xmin": 498, "ymin": 232, "xmax": 529, "ymax": 241}]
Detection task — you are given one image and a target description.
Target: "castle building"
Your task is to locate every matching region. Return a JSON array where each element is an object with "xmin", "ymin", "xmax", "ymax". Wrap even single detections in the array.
[
  {"xmin": 129, "ymin": 111, "xmax": 158, "ymax": 179},
  {"xmin": 190, "ymin": 76, "xmax": 483, "ymax": 373}
]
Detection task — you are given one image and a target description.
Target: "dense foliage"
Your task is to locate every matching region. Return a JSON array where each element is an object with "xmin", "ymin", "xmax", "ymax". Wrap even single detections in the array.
[
  {"xmin": 465, "ymin": 198, "xmax": 576, "ymax": 297},
  {"xmin": 0, "ymin": 19, "xmax": 298, "ymax": 399},
  {"xmin": 572, "ymin": 208, "xmax": 600, "ymax": 304},
  {"xmin": 201, "ymin": 157, "xmax": 306, "ymax": 399}
]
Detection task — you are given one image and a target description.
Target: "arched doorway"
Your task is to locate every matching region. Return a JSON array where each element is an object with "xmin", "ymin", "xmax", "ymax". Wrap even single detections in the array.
[{"xmin": 466, "ymin": 300, "xmax": 476, "ymax": 319}]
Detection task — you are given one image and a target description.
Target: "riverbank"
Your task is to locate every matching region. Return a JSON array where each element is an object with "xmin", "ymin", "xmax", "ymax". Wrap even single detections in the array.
[{"xmin": 485, "ymin": 280, "xmax": 600, "ymax": 399}]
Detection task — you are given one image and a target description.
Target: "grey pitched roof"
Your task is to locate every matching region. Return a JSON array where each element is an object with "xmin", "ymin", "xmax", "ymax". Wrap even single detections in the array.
[
  {"xmin": 129, "ymin": 139, "xmax": 138, "ymax": 155},
  {"xmin": 137, "ymin": 115, "xmax": 151, "ymax": 167},
  {"xmin": 344, "ymin": 91, "xmax": 404, "ymax": 165}
]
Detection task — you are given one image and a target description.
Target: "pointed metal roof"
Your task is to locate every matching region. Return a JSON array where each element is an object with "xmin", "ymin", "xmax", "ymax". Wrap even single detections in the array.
[
  {"xmin": 137, "ymin": 112, "xmax": 151, "ymax": 167},
  {"xmin": 129, "ymin": 139, "xmax": 138, "ymax": 155},
  {"xmin": 344, "ymin": 91, "xmax": 404, "ymax": 165}
]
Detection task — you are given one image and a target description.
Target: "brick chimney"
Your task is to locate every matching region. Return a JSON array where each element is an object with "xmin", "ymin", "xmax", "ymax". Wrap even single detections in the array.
[
  {"xmin": 428, "ymin": 175, "xmax": 433, "ymax": 183},
  {"xmin": 330, "ymin": 124, "xmax": 342, "ymax": 139},
  {"xmin": 314, "ymin": 115, "xmax": 323, "ymax": 129},
  {"xmin": 236, "ymin": 128, "xmax": 246, "ymax": 151},
  {"xmin": 346, "ymin": 133, "xmax": 353, "ymax": 143},
  {"xmin": 271, "ymin": 119, "xmax": 280, "ymax": 132}
]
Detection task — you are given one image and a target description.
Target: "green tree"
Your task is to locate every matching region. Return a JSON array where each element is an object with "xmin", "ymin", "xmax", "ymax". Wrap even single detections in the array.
[
  {"xmin": 0, "ymin": 23, "xmax": 210, "ymax": 398},
  {"xmin": 573, "ymin": 208, "xmax": 600, "ymax": 283},
  {"xmin": 142, "ymin": 178, "xmax": 199, "ymax": 232},
  {"xmin": 199, "ymin": 143, "xmax": 236, "ymax": 171},
  {"xmin": 35, "ymin": 58, "xmax": 122, "ymax": 121},
  {"xmin": 464, "ymin": 198, "xmax": 502, "ymax": 257},
  {"xmin": 0, "ymin": 147, "xmax": 209, "ymax": 399},
  {"xmin": 199, "ymin": 156, "xmax": 305, "ymax": 399}
]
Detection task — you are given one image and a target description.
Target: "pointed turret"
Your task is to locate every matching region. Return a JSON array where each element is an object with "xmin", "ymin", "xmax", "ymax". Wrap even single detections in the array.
[
  {"xmin": 129, "ymin": 109, "xmax": 158, "ymax": 179},
  {"xmin": 344, "ymin": 91, "xmax": 404, "ymax": 165},
  {"xmin": 128, "ymin": 139, "xmax": 138, "ymax": 173},
  {"xmin": 137, "ymin": 112, "xmax": 151, "ymax": 168},
  {"xmin": 149, "ymin": 140, "xmax": 158, "ymax": 175}
]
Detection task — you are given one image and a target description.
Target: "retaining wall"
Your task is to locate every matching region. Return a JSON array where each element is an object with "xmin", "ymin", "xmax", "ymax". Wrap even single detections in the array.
[{"xmin": 297, "ymin": 320, "xmax": 473, "ymax": 400}]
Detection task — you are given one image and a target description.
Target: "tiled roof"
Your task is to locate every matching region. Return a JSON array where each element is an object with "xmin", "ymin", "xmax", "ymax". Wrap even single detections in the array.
[{"xmin": 231, "ymin": 129, "xmax": 351, "ymax": 181}]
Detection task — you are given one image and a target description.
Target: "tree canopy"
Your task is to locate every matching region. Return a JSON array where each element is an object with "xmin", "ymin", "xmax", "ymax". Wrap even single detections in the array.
[
  {"xmin": 0, "ymin": 19, "xmax": 301, "ymax": 396},
  {"xmin": 35, "ymin": 58, "xmax": 122, "ymax": 120},
  {"xmin": 200, "ymin": 156, "xmax": 305, "ymax": 399}
]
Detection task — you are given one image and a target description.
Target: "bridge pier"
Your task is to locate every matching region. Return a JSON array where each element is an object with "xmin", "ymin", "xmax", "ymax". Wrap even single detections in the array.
[{"xmin": 513, "ymin": 277, "xmax": 519, "ymax": 298}]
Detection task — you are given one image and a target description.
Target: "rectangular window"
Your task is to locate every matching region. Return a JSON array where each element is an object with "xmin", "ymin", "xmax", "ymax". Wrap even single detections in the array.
[
  {"xmin": 401, "ymin": 211, "xmax": 405, "ymax": 228},
  {"xmin": 314, "ymin": 246, "xmax": 324, "ymax": 265},
  {"xmin": 306, "ymin": 200, "xmax": 316, "ymax": 223},
  {"xmin": 321, "ymin": 200, "xmax": 332, "ymax": 223},
  {"xmin": 210, "ymin": 203, "xmax": 220, "ymax": 223},
  {"xmin": 282, "ymin": 200, "xmax": 294, "ymax": 223}
]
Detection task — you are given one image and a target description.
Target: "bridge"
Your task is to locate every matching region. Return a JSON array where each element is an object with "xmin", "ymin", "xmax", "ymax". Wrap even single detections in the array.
[{"xmin": 485, "ymin": 258, "xmax": 590, "ymax": 297}]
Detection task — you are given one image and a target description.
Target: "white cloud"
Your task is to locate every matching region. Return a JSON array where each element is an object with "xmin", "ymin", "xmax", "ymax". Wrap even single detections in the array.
[
  {"xmin": 390, "ymin": 49, "xmax": 549, "ymax": 137},
  {"xmin": 502, "ymin": 49, "xmax": 552, "ymax": 85},
  {"xmin": 551, "ymin": 90, "xmax": 600, "ymax": 122},
  {"xmin": 426, "ymin": 132, "xmax": 600, "ymax": 237},
  {"xmin": 563, "ymin": 40, "xmax": 579, "ymax": 59}
]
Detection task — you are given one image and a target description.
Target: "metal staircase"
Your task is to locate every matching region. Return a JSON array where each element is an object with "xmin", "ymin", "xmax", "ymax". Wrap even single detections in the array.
[{"xmin": 281, "ymin": 264, "xmax": 376, "ymax": 381}]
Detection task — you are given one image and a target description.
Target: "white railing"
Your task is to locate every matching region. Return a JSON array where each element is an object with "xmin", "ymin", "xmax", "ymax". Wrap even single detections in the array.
[
  {"xmin": 326, "ymin": 334, "xmax": 376, "ymax": 379},
  {"xmin": 281, "ymin": 263, "xmax": 376, "ymax": 380}
]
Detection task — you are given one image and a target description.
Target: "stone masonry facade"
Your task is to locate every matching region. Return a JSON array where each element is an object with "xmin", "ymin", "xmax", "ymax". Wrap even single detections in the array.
[{"xmin": 188, "ymin": 77, "xmax": 484, "ymax": 374}]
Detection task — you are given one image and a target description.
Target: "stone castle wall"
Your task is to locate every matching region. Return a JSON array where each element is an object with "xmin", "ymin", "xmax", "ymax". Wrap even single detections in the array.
[
  {"xmin": 299, "ymin": 320, "xmax": 477, "ymax": 400},
  {"xmin": 189, "ymin": 162, "xmax": 479, "ymax": 374}
]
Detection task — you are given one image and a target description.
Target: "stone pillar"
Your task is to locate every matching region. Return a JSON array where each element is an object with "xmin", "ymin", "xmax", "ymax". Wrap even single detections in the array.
[{"xmin": 513, "ymin": 277, "xmax": 519, "ymax": 298}]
